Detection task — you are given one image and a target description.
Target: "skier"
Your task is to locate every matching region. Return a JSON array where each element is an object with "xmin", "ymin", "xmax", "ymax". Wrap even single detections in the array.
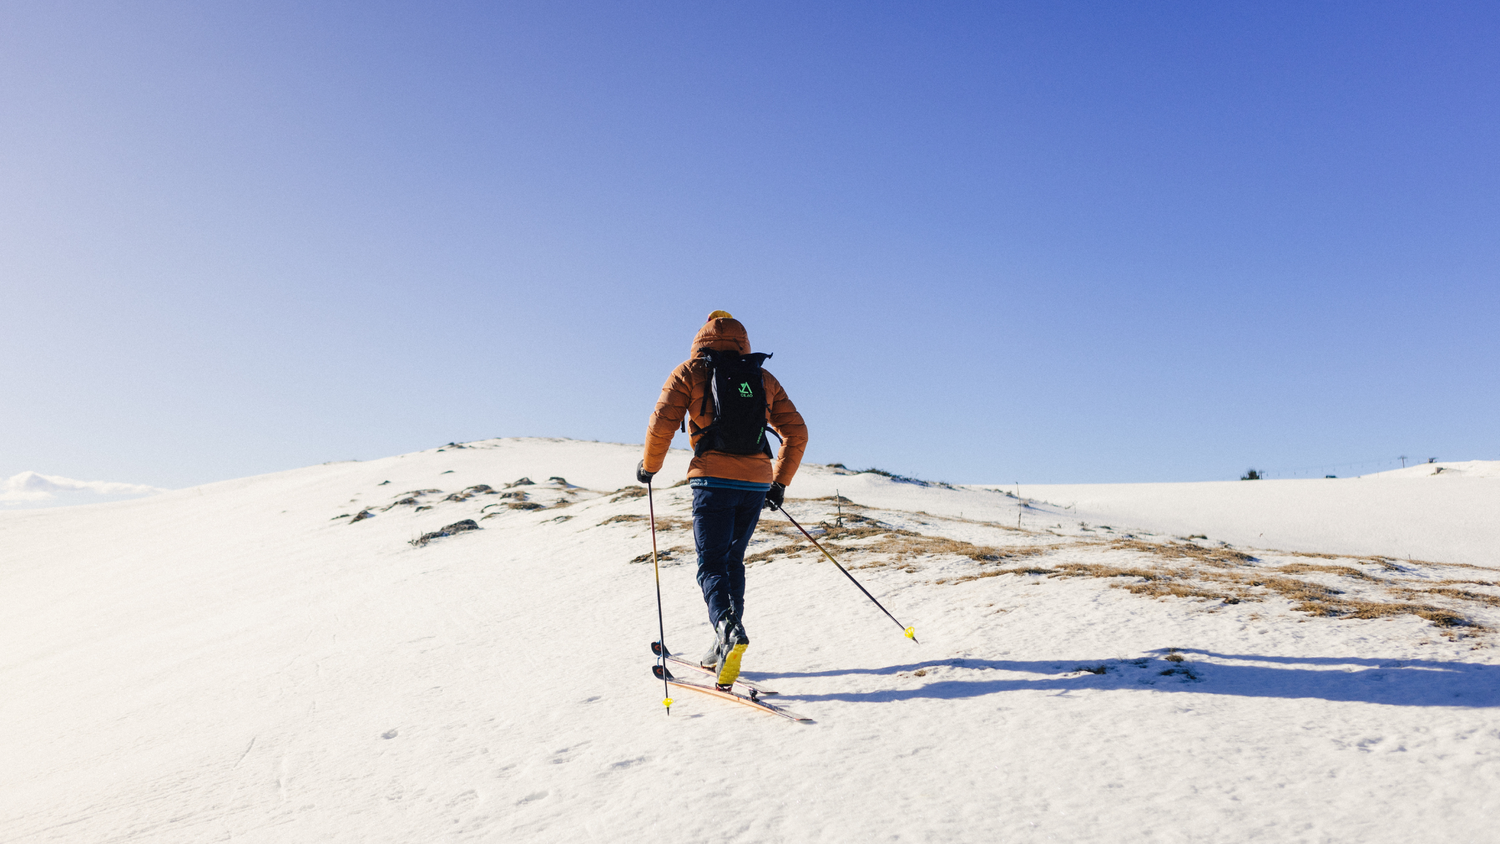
[{"xmin": 636, "ymin": 310, "xmax": 807, "ymax": 689}]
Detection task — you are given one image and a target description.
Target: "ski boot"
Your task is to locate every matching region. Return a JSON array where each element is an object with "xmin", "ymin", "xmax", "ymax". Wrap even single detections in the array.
[{"xmin": 704, "ymin": 613, "xmax": 749, "ymax": 691}]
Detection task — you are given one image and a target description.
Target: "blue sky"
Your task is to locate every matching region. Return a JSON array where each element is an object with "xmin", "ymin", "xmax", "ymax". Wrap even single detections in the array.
[{"xmin": 3, "ymin": 2, "xmax": 1496, "ymax": 487}]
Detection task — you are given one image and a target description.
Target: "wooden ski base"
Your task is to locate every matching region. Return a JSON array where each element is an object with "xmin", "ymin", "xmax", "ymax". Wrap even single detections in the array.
[
  {"xmin": 651, "ymin": 641, "xmax": 778, "ymax": 695},
  {"xmin": 653, "ymin": 665, "xmax": 812, "ymax": 723}
]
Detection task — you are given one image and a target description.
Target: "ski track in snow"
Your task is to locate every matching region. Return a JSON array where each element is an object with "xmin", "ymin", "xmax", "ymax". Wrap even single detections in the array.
[{"xmin": 2, "ymin": 438, "xmax": 1498, "ymax": 843}]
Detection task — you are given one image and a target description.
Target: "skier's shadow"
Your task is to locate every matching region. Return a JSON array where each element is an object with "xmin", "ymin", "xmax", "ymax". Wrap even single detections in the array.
[{"xmin": 755, "ymin": 649, "xmax": 1500, "ymax": 708}]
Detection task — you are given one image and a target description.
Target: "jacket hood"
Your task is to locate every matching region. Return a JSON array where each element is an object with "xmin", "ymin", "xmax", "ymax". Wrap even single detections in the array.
[{"xmin": 690, "ymin": 316, "xmax": 751, "ymax": 357}]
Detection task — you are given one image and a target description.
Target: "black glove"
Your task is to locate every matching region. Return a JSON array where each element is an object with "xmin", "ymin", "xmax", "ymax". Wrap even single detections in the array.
[
  {"xmin": 764, "ymin": 482, "xmax": 785, "ymax": 511},
  {"xmin": 636, "ymin": 460, "xmax": 656, "ymax": 485}
]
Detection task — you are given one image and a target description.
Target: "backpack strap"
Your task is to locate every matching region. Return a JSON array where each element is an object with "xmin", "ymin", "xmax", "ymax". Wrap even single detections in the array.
[{"xmin": 700, "ymin": 356, "xmax": 714, "ymax": 418}]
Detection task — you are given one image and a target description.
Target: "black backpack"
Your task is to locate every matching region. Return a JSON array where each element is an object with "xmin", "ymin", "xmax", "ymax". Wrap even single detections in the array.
[{"xmin": 692, "ymin": 349, "xmax": 780, "ymax": 457}]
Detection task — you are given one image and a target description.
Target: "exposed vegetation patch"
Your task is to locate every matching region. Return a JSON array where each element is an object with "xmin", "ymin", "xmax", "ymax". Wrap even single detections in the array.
[
  {"xmin": 628, "ymin": 546, "xmax": 691, "ymax": 566},
  {"xmin": 745, "ymin": 543, "xmax": 810, "ymax": 564},
  {"xmin": 751, "ymin": 510, "xmax": 1056, "ymax": 572},
  {"xmin": 410, "ymin": 519, "xmax": 480, "ymax": 547},
  {"xmin": 1104, "ymin": 538, "xmax": 1256, "ymax": 568},
  {"xmin": 599, "ymin": 513, "xmax": 690, "ymax": 531},
  {"xmin": 444, "ymin": 484, "xmax": 496, "ymax": 502},
  {"xmin": 1274, "ymin": 562, "xmax": 1379, "ymax": 580},
  {"xmin": 940, "ymin": 555, "xmax": 1057, "ymax": 584},
  {"xmin": 944, "ymin": 539, "xmax": 1497, "ymax": 634},
  {"xmin": 747, "ymin": 501, "xmax": 1070, "ymax": 575},
  {"xmin": 1413, "ymin": 585, "xmax": 1500, "ymax": 608},
  {"xmin": 853, "ymin": 467, "xmax": 958, "ymax": 489}
]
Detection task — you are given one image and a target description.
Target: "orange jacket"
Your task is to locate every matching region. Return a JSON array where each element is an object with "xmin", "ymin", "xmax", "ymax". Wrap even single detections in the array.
[{"xmin": 642, "ymin": 317, "xmax": 808, "ymax": 486}]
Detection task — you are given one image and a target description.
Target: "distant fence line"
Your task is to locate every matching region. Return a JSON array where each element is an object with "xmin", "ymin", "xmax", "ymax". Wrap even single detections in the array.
[{"xmin": 1250, "ymin": 455, "xmax": 1436, "ymax": 479}]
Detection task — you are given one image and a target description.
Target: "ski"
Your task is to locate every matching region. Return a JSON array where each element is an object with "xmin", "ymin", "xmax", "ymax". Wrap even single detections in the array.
[
  {"xmin": 652, "ymin": 665, "xmax": 811, "ymax": 723},
  {"xmin": 650, "ymin": 641, "xmax": 778, "ymax": 695}
]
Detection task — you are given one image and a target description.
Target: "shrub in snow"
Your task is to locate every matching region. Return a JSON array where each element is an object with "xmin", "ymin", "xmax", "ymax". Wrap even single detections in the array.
[{"xmin": 410, "ymin": 519, "xmax": 481, "ymax": 547}]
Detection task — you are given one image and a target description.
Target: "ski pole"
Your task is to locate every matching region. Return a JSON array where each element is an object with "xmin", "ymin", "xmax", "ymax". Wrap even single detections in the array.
[
  {"xmin": 647, "ymin": 480, "xmax": 673, "ymax": 714},
  {"xmin": 777, "ymin": 506, "xmax": 918, "ymax": 643}
]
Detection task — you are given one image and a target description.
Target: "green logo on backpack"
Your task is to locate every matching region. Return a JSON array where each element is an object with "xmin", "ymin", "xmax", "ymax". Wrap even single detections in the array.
[{"xmin": 738, "ymin": 382, "xmax": 754, "ymax": 398}]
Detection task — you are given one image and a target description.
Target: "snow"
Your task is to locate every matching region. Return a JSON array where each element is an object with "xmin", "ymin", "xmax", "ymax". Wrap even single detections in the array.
[
  {"xmin": 981, "ymin": 459, "xmax": 1500, "ymax": 567},
  {"xmin": 1, "ymin": 471, "xmax": 166, "ymax": 508},
  {"xmin": 3, "ymin": 438, "xmax": 1498, "ymax": 843}
]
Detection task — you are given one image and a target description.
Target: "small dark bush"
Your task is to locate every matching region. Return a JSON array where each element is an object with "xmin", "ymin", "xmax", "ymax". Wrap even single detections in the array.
[{"xmin": 410, "ymin": 519, "xmax": 481, "ymax": 547}]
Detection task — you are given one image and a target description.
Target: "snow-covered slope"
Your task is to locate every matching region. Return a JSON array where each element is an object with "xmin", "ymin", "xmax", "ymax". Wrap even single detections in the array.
[
  {"xmin": 3, "ymin": 439, "xmax": 1498, "ymax": 843},
  {"xmin": 995, "ymin": 459, "xmax": 1500, "ymax": 567}
]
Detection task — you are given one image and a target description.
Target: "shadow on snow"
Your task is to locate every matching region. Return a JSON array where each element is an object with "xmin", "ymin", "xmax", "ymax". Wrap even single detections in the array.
[{"xmin": 754, "ymin": 649, "xmax": 1500, "ymax": 708}]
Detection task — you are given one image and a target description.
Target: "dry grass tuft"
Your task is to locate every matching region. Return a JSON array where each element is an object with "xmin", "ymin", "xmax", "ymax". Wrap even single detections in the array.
[
  {"xmin": 1433, "ymin": 577, "xmax": 1500, "ymax": 588},
  {"xmin": 1395, "ymin": 586, "xmax": 1500, "ymax": 610},
  {"xmin": 1106, "ymin": 538, "xmax": 1256, "ymax": 567},
  {"xmin": 600, "ymin": 513, "xmax": 690, "ymax": 531},
  {"xmin": 1292, "ymin": 598, "xmax": 1472, "ymax": 628},
  {"xmin": 1274, "ymin": 562, "xmax": 1378, "ymax": 580},
  {"xmin": 1124, "ymin": 579, "xmax": 1240, "ymax": 602},
  {"xmin": 745, "ymin": 544, "xmax": 809, "ymax": 564},
  {"xmin": 816, "ymin": 513, "xmax": 1056, "ymax": 569},
  {"xmin": 628, "ymin": 546, "xmax": 691, "ymax": 565},
  {"xmin": 936, "ymin": 533, "xmax": 1494, "ymax": 632}
]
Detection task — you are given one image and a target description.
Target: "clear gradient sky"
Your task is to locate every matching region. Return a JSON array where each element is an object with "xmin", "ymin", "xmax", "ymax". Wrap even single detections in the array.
[{"xmin": 3, "ymin": 2, "xmax": 1497, "ymax": 489}]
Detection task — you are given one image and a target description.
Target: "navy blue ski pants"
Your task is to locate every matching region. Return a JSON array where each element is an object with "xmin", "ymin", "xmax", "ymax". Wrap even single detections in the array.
[{"xmin": 691, "ymin": 486, "xmax": 766, "ymax": 627}]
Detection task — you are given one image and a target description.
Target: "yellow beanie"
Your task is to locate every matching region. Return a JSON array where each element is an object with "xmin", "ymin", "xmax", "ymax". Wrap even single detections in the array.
[{"xmin": 706, "ymin": 310, "xmax": 733, "ymax": 321}]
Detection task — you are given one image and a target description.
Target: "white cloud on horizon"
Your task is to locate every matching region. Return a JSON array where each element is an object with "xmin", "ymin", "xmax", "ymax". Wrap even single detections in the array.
[{"xmin": 1, "ymin": 471, "xmax": 168, "ymax": 506}]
